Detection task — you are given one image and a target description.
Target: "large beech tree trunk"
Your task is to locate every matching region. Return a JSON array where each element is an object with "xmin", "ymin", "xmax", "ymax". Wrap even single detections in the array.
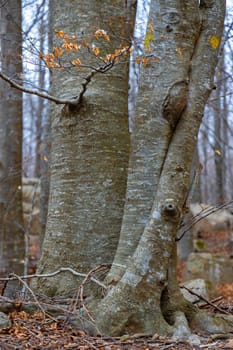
[
  {"xmin": 33, "ymin": 0, "xmax": 134, "ymax": 296},
  {"xmin": 94, "ymin": 0, "xmax": 232, "ymax": 336},
  {"xmin": 31, "ymin": 0, "xmax": 233, "ymax": 337}
]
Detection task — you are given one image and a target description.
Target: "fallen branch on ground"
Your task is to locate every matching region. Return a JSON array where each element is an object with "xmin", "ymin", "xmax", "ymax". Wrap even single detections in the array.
[
  {"xmin": 180, "ymin": 285, "xmax": 229, "ymax": 315},
  {"xmin": 0, "ymin": 266, "xmax": 110, "ymax": 290}
]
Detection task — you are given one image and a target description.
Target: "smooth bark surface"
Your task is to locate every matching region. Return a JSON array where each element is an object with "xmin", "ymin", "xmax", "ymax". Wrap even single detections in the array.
[
  {"xmin": 33, "ymin": 0, "xmax": 134, "ymax": 296},
  {"xmin": 31, "ymin": 0, "xmax": 233, "ymax": 338},
  {"xmin": 0, "ymin": 1, "xmax": 24, "ymax": 287},
  {"xmin": 40, "ymin": 9, "xmax": 52, "ymax": 249},
  {"xmin": 107, "ymin": 0, "xmax": 200, "ymax": 283},
  {"xmin": 95, "ymin": 0, "xmax": 227, "ymax": 336}
]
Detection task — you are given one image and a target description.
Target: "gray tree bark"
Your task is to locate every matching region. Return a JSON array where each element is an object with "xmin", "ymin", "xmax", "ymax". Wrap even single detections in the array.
[
  {"xmin": 40, "ymin": 8, "xmax": 52, "ymax": 249},
  {"xmin": 213, "ymin": 76, "xmax": 224, "ymax": 204},
  {"xmin": 33, "ymin": 0, "xmax": 134, "ymax": 296},
  {"xmin": 94, "ymin": 0, "xmax": 231, "ymax": 336},
  {"xmin": 0, "ymin": 0, "xmax": 24, "ymax": 289},
  {"xmin": 107, "ymin": 0, "xmax": 199, "ymax": 283},
  {"xmin": 29, "ymin": 0, "xmax": 233, "ymax": 337},
  {"xmin": 213, "ymin": 48, "xmax": 228, "ymax": 205}
]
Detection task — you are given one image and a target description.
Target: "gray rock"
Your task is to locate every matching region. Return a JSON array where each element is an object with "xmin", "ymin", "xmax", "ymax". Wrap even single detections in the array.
[
  {"xmin": 180, "ymin": 278, "xmax": 209, "ymax": 304},
  {"xmin": 185, "ymin": 253, "xmax": 233, "ymax": 285},
  {"xmin": 0, "ymin": 312, "xmax": 11, "ymax": 329},
  {"xmin": 188, "ymin": 334, "xmax": 201, "ymax": 346}
]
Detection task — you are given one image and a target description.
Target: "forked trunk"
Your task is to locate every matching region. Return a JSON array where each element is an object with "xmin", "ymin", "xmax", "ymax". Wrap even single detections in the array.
[{"xmin": 94, "ymin": 0, "xmax": 229, "ymax": 336}]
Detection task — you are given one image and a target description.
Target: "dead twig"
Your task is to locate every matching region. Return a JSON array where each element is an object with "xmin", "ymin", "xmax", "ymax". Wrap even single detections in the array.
[
  {"xmin": 177, "ymin": 199, "xmax": 233, "ymax": 241},
  {"xmin": 0, "ymin": 48, "xmax": 130, "ymax": 108},
  {"xmin": 0, "ymin": 71, "xmax": 71, "ymax": 105},
  {"xmin": 0, "ymin": 267, "xmax": 108, "ymax": 290},
  {"xmin": 199, "ymin": 295, "xmax": 224, "ymax": 308},
  {"xmin": 10, "ymin": 273, "xmax": 57, "ymax": 321},
  {"xmin": 69, "ymin": 264, "xmax": 110, "ymax": 321},
  {"xmin": 180, "ymin": 285, "xmax": 230, "ymax": 315}
]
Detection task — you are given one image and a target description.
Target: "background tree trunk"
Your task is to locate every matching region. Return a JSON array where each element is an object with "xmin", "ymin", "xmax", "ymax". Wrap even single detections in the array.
[
  {"xmin": 213, "ymin": 74, "xmax": 224, "ymax": 204},
  {"xmin": 0, "ymin": 0, "xmax": 24, "ymax": 293},
  {"xmin": 40, "ymin": 6, "xmax": 52, "ymax": 249},
  {"xmin": 33, "ymin": 0, "xmax": 134, "ymax": 296}
]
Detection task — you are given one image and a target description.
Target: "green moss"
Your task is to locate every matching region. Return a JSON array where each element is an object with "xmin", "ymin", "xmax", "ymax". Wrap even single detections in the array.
[{"xmin": 195, "ymin": 239, "xmax": 206, "ymax": 250}]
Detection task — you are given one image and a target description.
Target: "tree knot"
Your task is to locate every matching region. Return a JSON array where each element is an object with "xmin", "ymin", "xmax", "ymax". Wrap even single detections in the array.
[
  {"xmin": 162, "ymin": 81, "xmax": 188, "ymax": 129},
  {"xmin": 161, "ymin": 199, "xmax": 180, "ymax": 219}
]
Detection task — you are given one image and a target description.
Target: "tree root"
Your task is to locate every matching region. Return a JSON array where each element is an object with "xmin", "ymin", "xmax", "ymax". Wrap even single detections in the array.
[
  {"xmin": 172, "ymin": 311, "xmax": 192, "ymax": 339},
  {"xmin": 190, "ymin": 310, "xmax": 233, "ymax": 334},
  {"xmin": 93, "ymin": 294, "xmax": 174, "ymax": 336},
  {"xmin": 79, "ymin": 299, "xmax": 233, "ymax": 339},
  {"xmin": 0, "ymin": 294, "xmax": 232, "ymax": 338}
]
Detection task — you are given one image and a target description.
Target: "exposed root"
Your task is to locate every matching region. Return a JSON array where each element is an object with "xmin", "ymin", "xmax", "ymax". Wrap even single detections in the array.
[
  {"xmin": 93, "ymin": 300, "xmax": 174, "ymax": 336},
  {"xmin": 73, "ymin": 299, "xmax": 233, "ymax": 340},
  {"xmin": 172, "ymin": 311, "xmax": 191, "ymax": 339},
  {"xmin": 191, "ymin": 310, "xmax": 233, "ymax": 334},
  {"xmin": 0, "ymin": 291, "xmax": 233, "ymax": 338}
]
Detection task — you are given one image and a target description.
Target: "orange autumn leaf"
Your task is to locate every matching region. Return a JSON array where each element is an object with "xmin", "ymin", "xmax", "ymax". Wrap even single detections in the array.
[
  {"xmin": 62, "ymin": 41, "xmax": 79, "ymax": 52},
  {"xmin": 55, "ymin": 29, "xmax": 65, "ymax": 38},
  {"xmin": 114, "ymin": 49, "xmax": 123, "ymax": 56},
  {"xmin": 71, "ymin": 58, "xmax": 82, "ymax": 66},
  {"xmin": 92, "ymin": 47, "xmax": 100, "ymax": 56},
  {"xmin": 53, "ymin": 47, "xmax": 63, "ymax": 57},
  {"xmin": 104, "ymin": 53, "xmax": 119, "ymax": 63},
  {"xmin": 69, "ymin": 42, "xmax": 80, "ymax": 51},
  {"xmin": 94, "ymin": 29, "xmax": 110, "ymax": 42},
  {"xmin": 142, "ymin": 57, "xmax": 149, "ymax": 66},
  {"xmin": 176, "ymin": 47, "xmax": 183, "ymax": 57},
  {"xmin": 43, "ymin": 53, "xmax": 60, "ymax": 68},
  {"xmin": 135, "ymin": 56, "xmax": 141, "ymax": 64},
  {"xmin": 62, "ymin": 41, "xmax": 71, "ymax": 51}
]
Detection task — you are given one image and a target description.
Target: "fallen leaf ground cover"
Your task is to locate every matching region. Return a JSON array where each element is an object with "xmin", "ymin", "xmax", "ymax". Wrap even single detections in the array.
[
  {"xmin": 0, "ymin": 228, "xmax": 232, "ymax": 349},
  {"xmin": 0, "ymin": 310, "xmax": 232, "ymax": 350}
]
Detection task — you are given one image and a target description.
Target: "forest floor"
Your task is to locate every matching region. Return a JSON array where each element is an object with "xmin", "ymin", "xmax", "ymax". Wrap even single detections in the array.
[{"xmin": 0, "ymin": 229, "xmax": 232, "ymax": 349}]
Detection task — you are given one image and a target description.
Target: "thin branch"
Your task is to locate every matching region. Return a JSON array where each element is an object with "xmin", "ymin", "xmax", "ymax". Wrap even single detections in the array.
[
  {"xmin": 10, "ymin": 273, "xmax": 56, "ymax": 321},
  {"xmin": 77, "ymin": 61, "xmax": 114, "ymax": 104},
  {"xmin": 199, "ymin": 296, "xmax": 224, "ymax": 308},
  {"xmin": 70, "ymin": 264, "xmax": 109, "ymax": 320},
  {"xmin": 0, "ymin": 266, "xmax": 109, "ymax": 290},
  {"xmin": 0, "ymin": 46, "xmax": 130, "ymax": 107},
  {"xmin": 180, "ymin": 285, "xmax": 230, "ymax": 315},
  {"xmin": 0, "ymin": 71, "xmax": 73, "ymax": 105},
  {"xmin": 176, "ymin": 199, "xmax": 233, "ymax": 241},
  {"xmin": 0, "ymin": 64, "xmax": 106, "ymax": 106}
]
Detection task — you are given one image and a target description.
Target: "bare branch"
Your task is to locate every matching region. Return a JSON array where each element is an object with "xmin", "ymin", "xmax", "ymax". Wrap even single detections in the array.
[
  {"xmin": 10, "ymin": 273, "xmax": 56, "ymax": 321},
  {"xmin": 180, "ymin": 285, "xmax": 230, "ymax": 315},
  {"xmin": 0, "ymin": 45, "xmax": 130, "ymax": 108},
  {"xmin": 69, "ymin": 264, "xmax": 109, "ymax": 323},
  {"xmin": 77, "ymin": 60, "xmax": 115, "ymax": 104},
  {"xmin": 176, "ymin": 199, "xmax": 233, "ymax": 241},
  {"xmin": 0, "ymin": 71, "xmax": 74, "ymax": 105},
  {"xmin": 0, "ymin": 266, "xmax": 109, "ymax": 290}
]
